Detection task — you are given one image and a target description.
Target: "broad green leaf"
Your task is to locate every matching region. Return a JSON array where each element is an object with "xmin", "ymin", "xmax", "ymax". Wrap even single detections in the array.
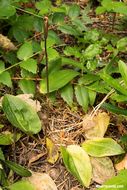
[
  {"xmin": 91, "ymin": 157, "xmax": 115, "ymax": 184},
  {"xmin": 40, "ymin": 70, "xmax": 78, "ymax": 93},
  {"xmin": 13, "ymin": 27, "xmax": 29, "ymax": 43},
  {"xmin": 72, "ymin": 19, "xmax": 87, "ymax": 32},
  {"xmin": 9, "ymin": 180, "xmax": 35, "ymax": 190},
  {"xmin": 88, "ymin": 89, "xmax": 96, "ymax": 106},
  {"xmin": 19, "ymin": 80, "xmax": 35, "ymax": 94},
  {"xmin": 68, "ymin": 4, "xmax": 80, "ymax": 19},
  {"xmin": 17, "ymin": 42, "xmax": 33, "ymax": 61},
  {"xmin": 41, "ymin": 58, "xmax": 62, "ymax": 78},
  {"xmin": 60, "ymin": 83, "xmax": 74, "ymax": 107},
  {"xmin": 0, "ymin": 131, "xmax": 21, "ymax": 145},
  {"xmin": 2, "ymin": 95, "xmax": 42, "ymax": 134},
  {"xmin": 117, "ymin": 37, "xmax": 127, "ymax": 51},
  {"xmin": 111, "ymin": 93, "xmax": 127, "ymax": 102},
  {"xmin": 84, "ymin": 44, "xmax": 102, "ymax": 59},
  {"xmin": 64, "ymin": 46, "xmax": 81, "ymax": 58},
  {"xmin": 0, "ymin": 61, "xmax": 5, "ymax": 74},
  {"xmin": 82, "ymin": 138, "xmax": 124, "ymax": 157},
  {"xmin": 0, "ymin": 71, "xmax": 12, "ymax": 87},
  {"xmin": 20, "ymin": 58, "xmax": 37, "ymax": 74},
  {"xmin": 98, "ymin": 169, "xmax": 127, "ymax": 190},
  {"xmin": 119, "ymin": 60, "xmax": 127, "ymax": 86},
  {"xmin": 52, "ymin": 12, "xmax": 65, "ymax": 24},
  {"xmin": 84, "ymin": 29, "xmax": 100, "ymax": 43},
  {"xmin": 61, "ymin": 145, "xmax": 92, "ymax": 187},
  {"xmin": 100, "ymin": 72, "xmax": 127, "ymax": 96},
  {"xmin": 102, "ymin": 103, "xmax": 127, "ymax": 116},
  {"xmin": 75, "ymin": 85, "xmax": 89, "ymax": 112},
  {"xmin": 35, "ymin": 0, "xmax": 51, "ymax": 15},
  {"xmin": 4, "ymin": 160, "xmax": 31, "ymax": 177},
  {"xmin": 58, "ymin": 25, "xmax": 79, "ymax": 36},
  {"xmin": 78, "ymin": 74, "xmax": 100, "ymax": 85},
  {"xmin": 0, "ymin": 0, "xmax": 16, "ymax": 18}
]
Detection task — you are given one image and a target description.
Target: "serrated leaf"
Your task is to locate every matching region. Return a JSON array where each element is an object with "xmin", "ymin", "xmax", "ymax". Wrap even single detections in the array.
[
  {"xmin": 82, "ymin": 138, "xmax": 125, "ymax": 157},
  {"xmin": 119, "ymin": 60, "xmax": 127, "ymax": 86},
  {"xmin": 4, "ymin": 160, "xmax": 31, "ymax": 177},
  {"xmin": 0, "ymin": 131, "xmax": 21, "ymax": 145},
  {"xmin": 98, "ymin": 169, "xmax": 127, "ymax": 190},
  {"xmin": 61, "ymin": 145, "xmax": 92, "ymax": 187},
  {"xmin": 91, "ymin": 157, "xmax": 115, "ymax": 184},
  {"xmin": 19, "ymin": 80, "xmax": 35, "ymax": 94},
  {"xmin": 68, "ymin": 4, "xmax": 80, "ymax": 19},
  {"xmin": 84, "ymin": 44, "xmax": 102, "ymax": 59},
  {"xmin": 0, "ymin": 71, "xmax": 12, "ymax": 87},
  {"xmin": 20, "ymin": 58, "xmax": 37, "ymax": 74},
  {"xmin": 58, "ymin": 25, "xmax": 79, "ymax": 36},
  {"xmin": 9, "ymin": 180, "xmax": 35, "ymax": 190},
  {"xmin": 75, "ymin": 85, "xmax": 89, "ymax": 112},
  {"xmin": 2, "ymin": 95, "xmax": 42, "ymax": 135},
  {"xmin": 60, "ymin": 84, "xmax": 73, "ymax": 107},
  {"xmin": 40, "ymin": 70, "xmax": 78, "ymax": 93},
  {"xmin": 17, "ymin": 42, "xmax": 33, "ymax": 61}
]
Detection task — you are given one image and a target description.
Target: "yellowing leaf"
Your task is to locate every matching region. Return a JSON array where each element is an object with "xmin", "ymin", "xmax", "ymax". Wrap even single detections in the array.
[
  {"xmin": 83, "ymin": 112, "xmax": 110, "ymax": 139},
  {"xmin": 46, "ymin": 138, "xmax": 59, "ymax": 164},
  {"xmin": 61, "ymin": 145, "xmax": 92, "ymax": 187},
  {"xmin": 27, "ymin": 172, "xmax": 58, "ymax": 190},
  {"xmin": 115, "ymin": 154, "xmax": 127, "ymax": 171},
  {"xmin": 82, "ymin": 138, "xmax": 125, "ymax": 157},
  {"xmin": 91, "ymin": 157, "xmax": 115, "ymax": 184}
]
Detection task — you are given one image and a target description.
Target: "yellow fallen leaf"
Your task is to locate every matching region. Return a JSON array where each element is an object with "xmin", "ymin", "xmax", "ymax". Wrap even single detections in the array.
[
  {"xmin": 115, "ymin": 154, "xmax": 127, "ymax": 171},
  {"xmin": 46, "ymin": 138, "xmax": 59, "ymax": 164},
  {"xmin": 83, "ymin": 111, "xmax": 110, "ymax": 139}
]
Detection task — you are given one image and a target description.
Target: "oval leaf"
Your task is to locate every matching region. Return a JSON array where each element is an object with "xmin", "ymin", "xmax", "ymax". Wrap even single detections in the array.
[
  {"xmin": 20, "ymin": 58, "xmax": 37, "ymax": 74},
  {"xmin": 75, "ymin": 85, "xmax": 89, "ymax": 112},
  {"xmin": 0, "ymin": 131, "xmax": 21, "ymax": 145},
  {"xmin": 40, "ymin": 70, "xmax": 78, "ymax": 93},
  {"xmin": 9, "ymin": 180, "xmax": 35, "ymax": 190},
  {"xmin": 82, "ymin": 138, "xmax": 124, "ymax": 157},
  {"xmin": 60, "ymin": 83, "xmax": 74, "ymax": 107},
  {"xmin": 17, "ymin": 42, "xmax": 33, "ymax": 61},
  {"xmin": 2, "ymin": 95, "xmax": 42, "ymax": 135},
  {"xmin": 61, "ymin": 145, "xmax": 92, "ymax": 187}
]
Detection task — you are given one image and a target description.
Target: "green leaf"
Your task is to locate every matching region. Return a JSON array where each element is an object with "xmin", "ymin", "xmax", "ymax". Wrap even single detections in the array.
[
  {"xmin": 101, "ymin": 103, "xmax": 127, "ymax": 116},
  {"xmin": 117, "ymin": 37, "xmax": 127, "ymax": 51},
  {"xmin": 0, "ymin": 0, "xmax": 16, "ymax": 18},
  {"xmin": 119, "ymin": 60, "xmax": 127, "ymax": 86},
  {"xmin": 19, "ymin": 80, "xmax": 35, "ymax": 94},
  {"xmin": 88, "ymin": 89, "xmax": 96, "ymax": 106},
  {"xmin": 68, "ymin": 4, "xmax": 80, "ymax": 19},
  {"xmin": 20, "ymin": 58, "xmax": 37, "ymax": 74},
  {"xmin": 0, "ymin": 61, "xmax": 5, "ymax": 74},
  {"xmin": 61, "ymin": 145, "xmax": 92, "ymax": 187},
  {"xmin": 98, "ymin": 169, "xmax": 127, "ymax": 190},
  {"xmin": 2, "ymin": 95, "xmax": 42, "ymax": 135},
  {"xmin": 9, "ymin": 180, "xmax": 35, "ymax": 190},
  {"xmin": 62, "ymin": 57, "xmax": 85, "ymax": 70},
  {"xmin": 17, "ymin": 42, "xmax": 33, "ymax": 61},
  {"xmin": 82, "ymin": 138, "xmax": 125, "ymax": 157},
  {"xmin": 0, "ymin": 148, "xmax": 5, "ymax": 161},
  {"xmin": 0, "ymin": 71, "xmax": 12, "ymax": 87},
  {"xmin": 4, "ymin": 160, "xmax": 31, "ymax": 177},
  {"xmin": 40, "ymin": 70, "xmax": 78, "ymax": 93},
  {"xmin": 78, "ymin": 74, "xmax": 100, "ymax": 85},
  {"xmin": 84, "ymin": 44, "xmax": 102, "ymax": 59},
  {"xmin": 35, "ymin": 0, "xmax": 51, "ymax": 15},
  {"xmin": 100, "ymin": 72, "xmax": 127, "ymax": 96},
  {"xmin": 58, "ymin": 25, "xmax": 79, "ymax": 36},
  {"xmin": 0, "ymin": 132, "xmax": 21, "ymax": 145},
  {"xmin": 64, "ymin": 46, "xmax": 81, "ymax": 58},
  {"xmin": 75, "ymin": 85, "xmax": 89, "ymax": 112},
  {"xmin": 60, "ymin": 84, "xmax": 74, "ymax": 107}
]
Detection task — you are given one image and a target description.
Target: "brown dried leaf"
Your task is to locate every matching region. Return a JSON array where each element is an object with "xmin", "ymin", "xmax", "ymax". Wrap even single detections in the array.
[
  {"xmin": 115, "ymin": 154, "xmax": 127, "ymax": 171},
  {"xmin": 27, "ymin": 172, "xmax": 58, "ymax": 190},
  {"xmin": 91, "ymin": 157, "xmax": 115, "ymax": 184},
  {"xmin": 0, "ymin": 34, "xmax": 17, "ymax": 51},
  {"xmin": 28, "ymin": 153, "xmax": 46, "ymax": 167},
  {"xmin": 83, "ymin": 111, "xmax": 110, "ymax": 139}
]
